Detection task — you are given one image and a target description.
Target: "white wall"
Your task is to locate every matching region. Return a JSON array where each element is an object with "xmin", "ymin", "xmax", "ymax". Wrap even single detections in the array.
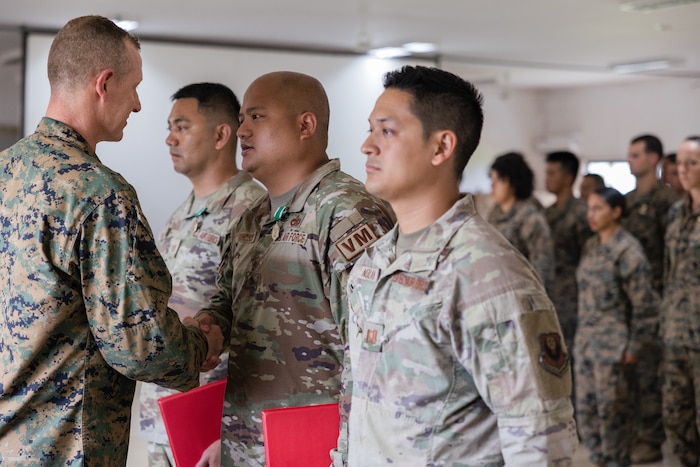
[{"xmin": 25, "ymin": 33, "xmax": 431, "ymax": 234}]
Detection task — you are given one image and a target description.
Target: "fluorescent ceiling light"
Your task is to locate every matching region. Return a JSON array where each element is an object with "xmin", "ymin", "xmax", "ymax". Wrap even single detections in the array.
[
  {"xmin": 367, "ymin": 42, "xmax": 437, "ymax": 59},
  {"xmin": 619, "ymin": 0, "xmax": 700, "ymax": 11},
  {"xmin": 368, "ymin": 47, "xmax": 410, "ymax": 59},
  {"xmin": 402, "ymin": 42, "xmax": 437, "ymax": 54},
  {"xmin": 611, "ymin": 59, "xmax": 671, "ymax": 73},
  {"xmin": 111, "ymin": 18, "xmax": 139, "ymax": 32}
]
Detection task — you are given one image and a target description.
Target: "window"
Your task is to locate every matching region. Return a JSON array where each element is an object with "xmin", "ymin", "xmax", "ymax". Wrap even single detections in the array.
[{"xmin": 585, "ymin": 161, "xmax": 636, "ymax": 194}]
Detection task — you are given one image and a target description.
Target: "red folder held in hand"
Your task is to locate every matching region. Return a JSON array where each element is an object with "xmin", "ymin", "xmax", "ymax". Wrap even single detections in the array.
[
  {"xmin": 158, "ymin": 379, "xmax": 226, "ymax": 467},
  {"xmin": 262, "ymin": 402, "xmax": 340, "ymax": 467}
]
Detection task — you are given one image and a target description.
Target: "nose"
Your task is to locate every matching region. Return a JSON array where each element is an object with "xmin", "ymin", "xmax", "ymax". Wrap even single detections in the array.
[
  {"xmin": 133, "ymin": 92, "xmax": 142, "ymax": 113},
  {"xmin": 165, "ymin": 130, "xmax": 176, "ymax": 147},
  {"xmin": 360, "ymin": 132, "xmax": 376, "ymax": 157},
  {"xmin": 237, "ymin": 119, "xmax": 249, "ymax": 139}
]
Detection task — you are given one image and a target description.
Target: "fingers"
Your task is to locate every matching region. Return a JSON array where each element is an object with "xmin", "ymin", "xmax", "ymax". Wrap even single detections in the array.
[{"xmin": 195, "ymin": 439, "xmax": 222, "ymax": 467}]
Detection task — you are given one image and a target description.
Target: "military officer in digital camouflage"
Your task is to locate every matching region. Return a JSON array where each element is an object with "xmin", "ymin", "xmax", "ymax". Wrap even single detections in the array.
[
  {"xmin": 544, "ymin": 151, "xmax": 593, "ymax": 368},
  {"xmin": 488, "ymin": 151, "xmax": 555, "ymax": 292},
  {"xmin": 193, "ymin": 71, "xmax": 395, "ymax": 466},
  {"xmin": 0, "ymin": 16, "xmax": 223, "ymax": 467},
  {"xmin": 576, "ymin": 187, "xmax": 659, "ymax": 466},
  {"xmin": 660, "ymin": 136, "xmax": 700, "ymax": 467},
  {"xmin": 621, "ymin": 133, "xmax": 678, "ymax": 463},
  {"xmin": 343, "ymin": 65, "xmax": 577, "ymax": 465},
  {"xmin": 138, "ymin": 83, "xmax": 265, "ymax": 466}
]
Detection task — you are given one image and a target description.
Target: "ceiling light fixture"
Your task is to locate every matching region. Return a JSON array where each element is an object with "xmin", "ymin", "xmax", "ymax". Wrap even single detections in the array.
[
  {"xmin": 367, "ymin": 42, "xmax": 437, "ymax": 59},
  {"xmin": 611, "ymin": 59, "xmax": 671, "ymax": 73},
  {"xmin": 619, "ymin": 0, "xmax": 700, "ymax": 12},
  {"xmin": 111, "ymin": 18, "xmax": 139, "ymax": 32}
]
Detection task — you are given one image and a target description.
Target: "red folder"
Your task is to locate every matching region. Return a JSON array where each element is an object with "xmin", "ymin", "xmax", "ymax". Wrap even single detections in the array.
[
  {"xmin": 262, "ymin": 402, "xmax": 340, "ymax": 467},
  {"xmin": 158, "ymin": 379, "xmax": 226, "ymax": 467}
]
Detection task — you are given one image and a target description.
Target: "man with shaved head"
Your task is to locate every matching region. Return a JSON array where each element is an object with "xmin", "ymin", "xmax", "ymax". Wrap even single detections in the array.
[{"xmin": 194, "ymin": 71, "xmax": 394, "ymax": 466}]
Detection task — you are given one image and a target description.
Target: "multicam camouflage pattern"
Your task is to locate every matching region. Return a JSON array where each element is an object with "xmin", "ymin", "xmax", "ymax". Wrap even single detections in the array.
[
  {"xmin": 197, "ymin": 159, "xmax": 394, "ymax": 466},
  {"xmin": 488, "ymin": 198, "xmax": 555, "ymax": 291},
  {"xmin": 0, "ymin": 118, "xmax": 208, "ymax": 466},
  {"xmin": 574, "ymin": 227, "xmax": 659, "ymax": 465},
  {"xmin": 345, "ymin": 195, "xmax": 577, "ymax": 465},
  {"xmin": 544, "ymin": 196, "xmax": 593, "ymax": 353},
  {"xmin": 139, "ymin": 172, "xmax": 265, "ymax": 450},
  {"xmin": 620, "ymin": 181, "xmax": 676, "ymax": 451},
  {"xmin": 660, "ymin": 197, "xmax": 700, "ymax": 466}
]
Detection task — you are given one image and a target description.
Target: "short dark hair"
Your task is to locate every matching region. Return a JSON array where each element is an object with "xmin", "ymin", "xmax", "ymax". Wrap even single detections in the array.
[
  {"xmin": 491, "ymin": 151, "xmax": 534, "ymax": 200},
  {"xmin": 685, "ymin": 135, "xmax": 700, "ymax": 144},
  {"xmin": 665, "ymin": 153, "xmax": 677, "ymax": 163},
  {"xmin": 172, "ymin": 82, "xmax": 240, "ymax": 126},
  {"xmin": 583, "ymin": 173, "xmax": 605, "ymax": 189},
  {"xmin": 594, "ymin": 186, "xmax": 626, "ymax": 216},
  {"xmin": 546, "ymin": 151, "xmax": 580, "ymax": 179},
  {"xmin": 382, "ymin": 65, "xmax": 484, "ymax": 179},
  {"xmin": 631, "ymin": 134, "xmax": 663, "ymax": 163},
  {"xmin": 48, "ymin": 15, "xmax": 140, "ymax": 92}
]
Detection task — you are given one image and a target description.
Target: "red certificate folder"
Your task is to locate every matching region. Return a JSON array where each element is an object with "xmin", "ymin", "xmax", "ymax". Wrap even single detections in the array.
[
  {"xmin": 157, "ymin": 379, "xmax": 226, "ymax": 467},
  {"xmin": 261, "ymin": 402, "xmax": 340, "ymax": 467}
]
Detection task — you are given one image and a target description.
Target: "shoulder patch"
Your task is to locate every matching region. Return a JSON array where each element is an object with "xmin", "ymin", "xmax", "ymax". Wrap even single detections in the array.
[
  {"xmin": 335, "ymin": 222, "xmax": 378, "ymax": 261},
  {"xmin": 538, "ymin": 332, "xmax": 569, "ymax": 377}
]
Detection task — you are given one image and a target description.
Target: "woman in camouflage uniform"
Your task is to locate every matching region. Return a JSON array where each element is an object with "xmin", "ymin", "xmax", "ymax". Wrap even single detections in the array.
[{"xmin": 576, "ymin": 187, "xmax": 659, "ymax": 466}]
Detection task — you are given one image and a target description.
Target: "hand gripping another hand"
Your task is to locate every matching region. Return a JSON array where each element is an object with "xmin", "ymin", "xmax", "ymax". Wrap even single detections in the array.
[{"xmin": 183, "ymin": 315, "xmax": 224, "ymax": 372}]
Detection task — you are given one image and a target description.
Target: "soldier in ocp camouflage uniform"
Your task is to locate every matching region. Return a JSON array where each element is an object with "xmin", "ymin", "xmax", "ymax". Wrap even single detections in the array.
[
  {"xmin": 488, "ymin": 152, "xmax": 555, "ymax": 292},
  {"xmin": 138, "ymin": 83, "xmax": 265, "ymax": 466},
  {"xmin": 660, "ymin": 136, "xmax": 700, "ymax": 467},
  {"xmin": 0, "ymin": 16, "xmax": 222, "ymax": 467},
  {"xmin": 344, "ymin": 65, "xmax": 577, "ymax": 466},
  {"xmin": 621, "ymin": 134, "xmax": 678, "ymax": 462},
  {"xmin": 193, "ymin": 72, "xmax": 394, "ymax": 466},
  {"xmin": 576, "ymin": 187, "xmax": 659, "ymax": 466}
]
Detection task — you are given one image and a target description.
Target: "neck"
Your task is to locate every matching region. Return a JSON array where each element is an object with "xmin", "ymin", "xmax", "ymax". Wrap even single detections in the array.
[
  {"xmin": 555, "ymin": 189, "xmax": 573, "ymax": 208},
  {"xmin": 635, "ymin": 172, "xmax": 658, "ymax": 194},
  {"xmin": 191, "ymin": 163, "xmax": 239, "ymax": 197},
  {"xmin": 498, "ymin": 196, "xmax": 516, "ymax": 214},
  {"xmin": 690, "ymin": 188, "xmax": 700, "ymax": 211},
  {"xmin": 393, "ymin": 186, "xmax": 459, "ymax": 234},
  {"xmin": 262, "ymin": 153, "xmax": 328, "ymax": 197},
  {"xmin": 598, "ymin": 223, "xmax": 619, "ymax": 244},
  {"xmin": 45, "ymin": 95, "xmax": 98, "ymax": 152}
]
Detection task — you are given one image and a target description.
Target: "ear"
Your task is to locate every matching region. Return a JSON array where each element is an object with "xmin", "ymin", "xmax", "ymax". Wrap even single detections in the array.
[
  {"xmin": 430, "ymin": 130, "xmax": 457, "ymax": 168},
  {"xmin": 94, "ymin": 69, "xmax": 114, "ymax": 99},
  {"xmin": 298, "ymin": 112, "xmax": 317, "ymax": 140},
  {"xmin": 213, "ymin": 123, "xmax": 233, "ymax": 150}
]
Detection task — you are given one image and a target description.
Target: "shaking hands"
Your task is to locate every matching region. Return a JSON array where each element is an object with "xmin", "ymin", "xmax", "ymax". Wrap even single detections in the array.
[{"xmin": 183, "ymin": 315, "xmax": 224, "ymax": 372}]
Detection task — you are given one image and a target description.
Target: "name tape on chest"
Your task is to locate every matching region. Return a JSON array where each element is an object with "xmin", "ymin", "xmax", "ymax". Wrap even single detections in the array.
[
  {"xmin": 194, "ymin": 230, "xmax": 221, "ymax": 245},
  {"xmin": 277, "ymin": 229, "xmax": 308, "ymax": 245},
  {"xmin": 335, "ymin": 223, "xmax": 378, "ymax": 261}
]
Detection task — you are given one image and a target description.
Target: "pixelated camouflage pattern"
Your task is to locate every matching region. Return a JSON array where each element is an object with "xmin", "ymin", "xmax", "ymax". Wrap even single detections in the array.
[
  {"xmin": 139, "ymin": 172, "xmax": 265, "ymax": 448},
  {"xmin": 620, "ymin": 181, "xmax": 675, "ymax": 450},
  {"xmin": 661, "ymin": 196, "xmax": 700, "ymax": 349},
  {"xmin": 544, "ymin": 196, "xmax": 593, "ymax": 352},
  {"xmin": 621, "ymin": 181, "xmax": 678, "ymax": 293},
  {"xmin": 345, "ymin": 195, "xmax": 577, "ymax": 466},
  {"xmin": 197, "ymin": 159, "xmax": 394, "ymax": 466},
  {"xmin": 574, "ymin": 227, "xmax": 659, "ymax": 464},
  {"xmin": 488, "ymin": 198, "xmax": 555, "ymax": 291},
  {"xmin": 659, "ymin": 197, "xmax": 700, "ymax": 465},
  {"xmin": 0, "ymin": 118, "xmax": 208, "ymax": 466}
]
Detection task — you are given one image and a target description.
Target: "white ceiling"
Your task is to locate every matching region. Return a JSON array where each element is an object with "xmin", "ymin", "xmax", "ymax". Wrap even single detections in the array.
[{"xmin": 1, "ymin": 0, "xmax": 700, "ymax": 92}]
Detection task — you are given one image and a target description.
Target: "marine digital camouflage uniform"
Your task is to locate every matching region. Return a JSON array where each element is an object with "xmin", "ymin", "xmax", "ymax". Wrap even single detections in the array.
[
  {"xmin": 139, "ymin": 172, "xmax": 265, "ymax": 465},
  {"xmin": 0, "ymin": 118, "xmax": 209, "ymax": 466},
  {"xmin": 197, "ymin": 159, "xmax": 394, "ymax": 466},
  {"xmin": 620, "ymin": 181, "xmax": 677, "ymax": 452},
  {"xmin": 488, "ymin": 198, "xmax": 555, "ymax": 291},
  {"xmin": 545, "ymin": 196, "xmax": 593, "ymax": 354},
  {"xmin": 345, "ymin": 195, "xmax": 577, "ymax": 466},
  {"xmin": 660, "ymin": 197, "xmax": 700, "ymax": 466},
  {"xmin": 575, "ymin": 227, "xmax": 659, "ymax": 466}
]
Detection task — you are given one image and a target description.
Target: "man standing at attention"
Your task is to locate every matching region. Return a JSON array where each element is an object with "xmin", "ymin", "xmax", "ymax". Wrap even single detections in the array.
[
  {"xmin": 622, "ymin": 133, "xmax": 678, "ymax": 463},
  {"xmin": 0, "ymin": 16, "xmax": 222, "ymax": 466},
  {"xmin": 544, "ymin": 151, "xmax": 592, "ymax": 364},
  {"xmin": 194, "ymin": 71, "xmax": 395, "ymax": 466},
  {"xmin": 139, "ymin": 83, "xmax": 265, "ymax": 466},
  {"xmin": 344, "ymin": 65, "xmax": 577, "ymax": 465}
]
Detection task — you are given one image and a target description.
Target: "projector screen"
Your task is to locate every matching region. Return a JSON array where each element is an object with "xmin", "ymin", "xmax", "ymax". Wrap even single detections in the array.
[{"xmin": 24, "ymin": 33, "xmax": 433, "ymax": 233}]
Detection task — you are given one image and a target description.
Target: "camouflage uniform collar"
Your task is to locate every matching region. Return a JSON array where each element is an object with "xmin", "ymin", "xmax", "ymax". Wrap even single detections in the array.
[
  {"xmin": 37, "ymin": 117, "xmax": 99, "ymax": 162},
  {"xmin": 286, "ymin": 158, "xmax": 340, "ymax": 214},
  {"xmin": 627, "ymin": 180, "xmax": 672, "ymax": 204},
  {"xmin": 371, "ymin": 194, "xmax": 476, "ymax": 272},
  {"xmin": 184, "ymin": 171, "xmax": 258, "ymax": 220}
]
